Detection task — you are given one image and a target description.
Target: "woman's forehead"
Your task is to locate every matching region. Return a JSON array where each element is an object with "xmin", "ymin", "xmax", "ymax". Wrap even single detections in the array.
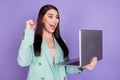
[{"xmin": 45, "ymin": 9, "xmax": 58, "ymax": 16}]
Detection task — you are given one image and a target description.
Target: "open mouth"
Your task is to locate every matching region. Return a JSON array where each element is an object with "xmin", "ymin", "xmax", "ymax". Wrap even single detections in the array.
[{"xmin": 49, "ymin": 24, "xmax": 56, "ymax": 30}]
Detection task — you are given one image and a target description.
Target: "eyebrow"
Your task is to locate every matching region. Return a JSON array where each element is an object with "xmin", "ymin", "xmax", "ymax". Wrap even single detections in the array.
[
  {"xmin": 48, "ymin": 13, "xmax": 53, "ymax": 15},
  {"xmin": 47, "ymin": 13, "xmax": 59, "ymax": 17}
]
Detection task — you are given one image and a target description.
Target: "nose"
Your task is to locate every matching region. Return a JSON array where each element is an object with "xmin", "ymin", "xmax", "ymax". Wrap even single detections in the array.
[{"xmin": 53, "ymin": 18, "xmax": 58, "ymax": 26}]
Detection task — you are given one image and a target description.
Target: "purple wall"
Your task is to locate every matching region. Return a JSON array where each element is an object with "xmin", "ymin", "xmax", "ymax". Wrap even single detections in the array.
[{"xmin": 0, "ymin": 0, "xmax": 120, "ymax": 80}]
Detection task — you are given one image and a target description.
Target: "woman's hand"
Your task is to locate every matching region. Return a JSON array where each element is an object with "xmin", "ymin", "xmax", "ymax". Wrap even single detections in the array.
[
  {"xmin": 82, "ymin": 57, "xmax": 98, "ymax": 70},
  {"xmin": 26, "ymin": 19, "xmax": 36, "ymax": 29}
]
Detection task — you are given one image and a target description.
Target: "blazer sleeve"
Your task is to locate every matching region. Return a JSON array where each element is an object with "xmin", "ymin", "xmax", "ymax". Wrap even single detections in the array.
[
  {"xmin": 17, "ymin": 28, "xmax": 34, "ymax": 67},
  {"xmin": 64, "ymin": 58, "xmax": 84, "ymax": 74}
]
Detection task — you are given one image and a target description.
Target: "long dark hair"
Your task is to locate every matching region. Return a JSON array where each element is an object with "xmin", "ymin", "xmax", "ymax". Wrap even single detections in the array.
[{"xmin": 33, "ymin": 4, "xmax": 69, "ymax": 58}]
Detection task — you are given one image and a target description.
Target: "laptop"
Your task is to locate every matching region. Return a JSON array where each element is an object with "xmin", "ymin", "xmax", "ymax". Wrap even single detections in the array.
[{"xmin": 56, "ymin": 29, "xmax": 103, "ymax": 67}]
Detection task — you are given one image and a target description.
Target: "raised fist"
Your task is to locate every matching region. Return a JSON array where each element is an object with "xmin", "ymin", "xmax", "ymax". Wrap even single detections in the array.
[{"xmin": 26, "ymin": 19, "xmax": 36, "ymax": 29}]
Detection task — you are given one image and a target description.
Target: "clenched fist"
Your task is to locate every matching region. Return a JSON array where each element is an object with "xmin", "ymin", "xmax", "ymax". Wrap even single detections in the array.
[{"xmin": 26, "ymin": 19, "xmax": 36, "ymax": 29}]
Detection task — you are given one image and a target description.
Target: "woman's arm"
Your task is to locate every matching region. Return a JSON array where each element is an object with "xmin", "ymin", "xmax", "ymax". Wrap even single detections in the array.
[
  {"xmin": 17, "ymin": 28, "xmax": 34, "ymax": 67},
  {"xmin": 65, "ymin": 66, "xmax": 84, "ymax": 74},
  {"xmin": 65, "ymin": 57, "xmax": 97, "ymax": 74},
  {"xmin": 64, "ymin": 57, "xmax": 84, "ymax": 74},
  {"xmin": 17, "ymin": 19, "xmax": 35, "ymax": 67}
]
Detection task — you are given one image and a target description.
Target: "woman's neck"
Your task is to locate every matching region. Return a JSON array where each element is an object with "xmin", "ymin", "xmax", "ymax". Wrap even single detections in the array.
[
  {"xmin": 42, "ymin": 29, "xmax": 53, "ymax": 39},
  {"xmin": 42, "ymin": 29, "xmax": 55, "ymax": 49}
]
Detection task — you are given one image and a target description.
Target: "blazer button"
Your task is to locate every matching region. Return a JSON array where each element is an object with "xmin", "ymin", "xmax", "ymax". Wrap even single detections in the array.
[
  {"xmin": 64, "ymin": 77, "xmax": 66, "ymax": 80},
  {"xmin": 41, "ymin": 77, "xmax": 45, "ymax": 80},
  {"xmin": 39, "ymin": 62, "xmax": 42, "ymax": 66},
  {"xmin": 22, "ymin": 33, "xmax": 25, "ymax": 40}
]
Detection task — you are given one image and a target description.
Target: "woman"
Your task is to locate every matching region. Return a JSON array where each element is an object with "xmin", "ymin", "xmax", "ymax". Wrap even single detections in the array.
[{"xmin": 17, "ymin": 4, "xmax": 97, "ymax": 80}]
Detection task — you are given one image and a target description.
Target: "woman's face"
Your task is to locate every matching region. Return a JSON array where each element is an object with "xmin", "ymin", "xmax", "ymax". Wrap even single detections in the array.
[{"xmin": 42, "ymin": 9, "xmax": 59, "ymax": 34}]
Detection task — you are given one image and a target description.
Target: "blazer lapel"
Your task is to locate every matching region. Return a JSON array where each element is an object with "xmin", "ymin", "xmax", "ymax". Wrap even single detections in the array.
[
  {"xmin": 54, "ymin": 38, "xmax": 62, "ymax": 64},
  {"xmin": 41, "ymin": 37, "xmax": 63, "ymax": 73},
  {"xmin": 42, "ymin": 39, "xmax": 53, "ymax": 65}
]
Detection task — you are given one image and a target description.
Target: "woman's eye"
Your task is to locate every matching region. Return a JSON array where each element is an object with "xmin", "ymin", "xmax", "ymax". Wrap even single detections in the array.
[
  {"xmin": 49, "ymin": 16, "xmax": 53, "ymax": 19},
  {"xmin": 56, "ymin": 16, "xmax": 59, "ymax": 19}
]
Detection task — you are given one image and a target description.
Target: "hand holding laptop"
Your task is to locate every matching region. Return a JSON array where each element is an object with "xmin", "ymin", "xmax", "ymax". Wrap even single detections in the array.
[
  {"xmin": 79, "ymin": 57, "xmax": 98, "ymax": 70},
  {"xmin": 56, "ymin": 30, "xmax": 102, "ymax": 69}
]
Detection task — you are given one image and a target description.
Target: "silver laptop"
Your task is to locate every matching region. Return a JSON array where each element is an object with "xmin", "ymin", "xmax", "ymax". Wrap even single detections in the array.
[{"xmin": 56, "ymin": 29, "xmax": 103, "ymax": 67}]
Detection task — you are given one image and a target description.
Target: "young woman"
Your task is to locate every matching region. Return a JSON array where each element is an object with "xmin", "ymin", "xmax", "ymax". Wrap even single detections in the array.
[{"xmin": 17, "ymin": 4, "xmax": 97, "ymax": 80}]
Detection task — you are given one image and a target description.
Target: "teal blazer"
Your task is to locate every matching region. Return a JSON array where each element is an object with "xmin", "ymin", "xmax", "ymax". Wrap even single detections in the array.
[{"xmin": 17, "ymin": 28, "xmax": 83, "ymax": 80}]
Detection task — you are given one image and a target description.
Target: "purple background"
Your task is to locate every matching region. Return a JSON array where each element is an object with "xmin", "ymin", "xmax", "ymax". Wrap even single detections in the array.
[{"xmin": 0, "ymin": 0, "xmax": 120, "ymax": 80}]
